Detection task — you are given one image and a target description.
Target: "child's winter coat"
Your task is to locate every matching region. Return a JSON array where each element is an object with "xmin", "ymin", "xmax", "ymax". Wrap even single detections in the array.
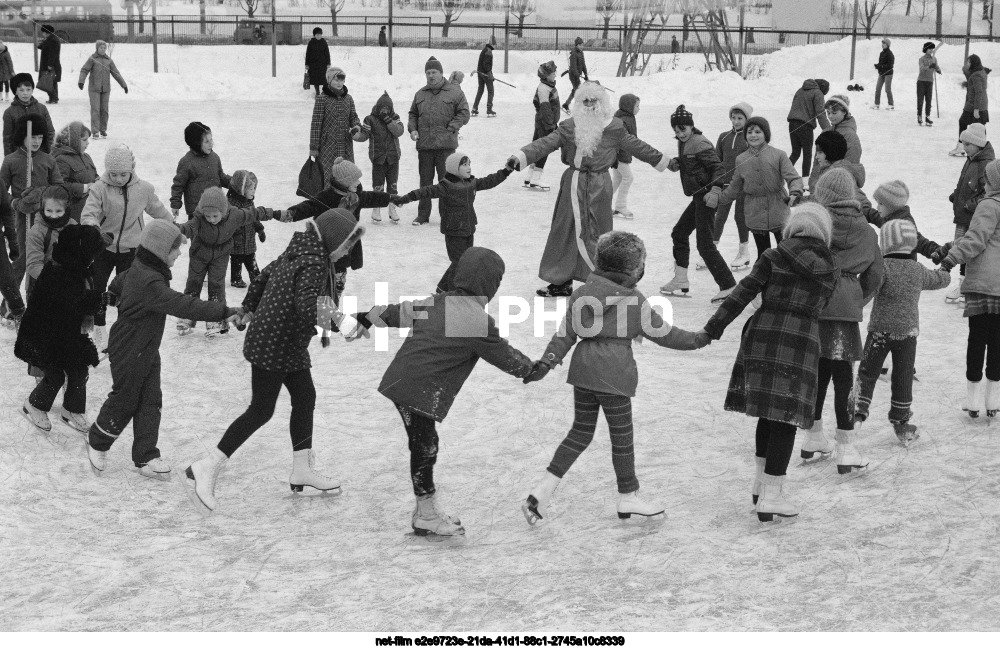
[
  {"xmin": 14, "ymin": 224, "xmax": 104, "ymax": 371},
  {"xmin": 78, "ymin": 41, "xmax": 127, "ymax": 93},
  {"xmin": 533, "ymin": 78, "xmax": 560, "ymax": 140},
  {"xmin": 52, "ymin": 123, "xmax": 98, "ymax": 223},
  {"xmin": 362, "ymin": 247, "xmax": 533, "ymax": 422},
  {"xmin": 951, "ymin": 142, "xmax": 995, "ymax": 228},
  {"xmin": 0, "ymin": 147, "xmax": 62, "ymax": 215},
  {"xmin": 821, "ymin": 198, "xmax": 884, "ymax": 322},
  {"xmin": 542, "ymin": 269, "xmax": 700, "ymax": 397},
  {"xmin": 398, "ymin": 167, "xmax": 511, "ymax": 237},
  {"xmin": 943, "ymin": 192, "xmax": 1000, "ymax": 297},
  {"xmin": 868, "ymin": 255, "xmax": 950, "ymax": 337},
  {"xmin": 80, "ymin": 170, "xmax": 173, "ymax": 254},
  {"xmin": 716, "ymin": 124, "xmax": 748, "ymax": 186},
  {"xmin": 614, "ymin": 94, "xmax": 639, "ymax": 165},
  {"xmin": 705, "ymin": 235, "xmax": 840, "ymax": 428},
  {"xmin": 672, "ymin": 129, "xmax": 724, "ymax": 198},
  {"xmin": 719, "ymin": 144, "xmax": 802, "ymax": 232},
  {"xmin": 2, "ymin": 97, "xmax": 54, "ymax": 156},
  {"xmin": 359, "ymin": 92, "xmax": 404, "ymax": 165},
  {"xmin": 228, "ymin": 170, "xmax": 262, "ymax": 259},
  {"xmin": 177, "ymin": 204, "xmax": 275, "ymax": 267},
  {"xmin": 25, "ymin": 217, "xmax": 64, "ymax": 280},
  {"xmin": 170, "ymin": 149, "xmax": 230, "ymax": 217}
]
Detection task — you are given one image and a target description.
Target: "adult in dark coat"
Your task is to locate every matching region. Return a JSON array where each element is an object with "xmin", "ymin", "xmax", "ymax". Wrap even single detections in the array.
[
  {"xmin": 472, "ymin": 43, "xmax": 494, "ymax": 116},
  {"xmin": 15, "ymin": 224, "xmax": 104, "ymax": 427},
  {"xmin": 873, "ymin": 38, "xmax": 895, "ymax": 109},
  {"xmin": 950, "ymin": 54, "xmax": 991, "ymax": 155},
  {"xmin": 37, "ymin": 24, "xmax": 61, "ymax": 104},
  {"xmin": 786, "ymin": 78, "xmax": 831, "ymax": 177},
  {"xmin": 304, "ymin": 28, "xmax": 330, "ymax": 97},
  {"xmin": 703, "ymin": 203, "xmax": 839, "ymax": 521},
  {"xmin": 378, "ymin": 26, "xmax": 387, "ymax": 47}
]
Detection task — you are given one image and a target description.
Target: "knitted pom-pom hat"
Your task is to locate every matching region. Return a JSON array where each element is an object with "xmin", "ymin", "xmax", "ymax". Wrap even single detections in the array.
[
  {"xmin": 425, "ymin": 56, "xmax": 443, "ymax": 73},
  {"xmin": 538, "ymin": 61, "xmax": 557, "ymax": 79},
  {"xmin": 670, "ymin": 104, "xmax": 694, "ymax": 128},
  {"xmin": 596, "ymin": 231, "xmax": 646, "ymax": 278},
  {"xmin": 880, "ymin": 219, "xmax": 918, "ymax": 256},
  {"xmin": 873, "ymin": 180, "xmax": 909, "ymax": 212},
  {"xmin": 744, "ymin": 116, "xmax": 771, "ymax": 143},
  {"xmin": 328, "ymin": 157, "xmax": 363, "ymax": 189}
]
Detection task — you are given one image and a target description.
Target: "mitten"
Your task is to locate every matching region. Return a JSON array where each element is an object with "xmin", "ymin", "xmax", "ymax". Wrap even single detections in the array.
[
  {"xmin": 787, "ymin": 192, "xmax": 801, "ymax": 207},
  {"xmin": 123, "ymin": 86, "xmax": 128, "ymax": 94},
  {"xmin": 948, "ymin": 192, "xmax": 955, "ymax": 203},
  {"xmin": 506, "ymin": 155, "xmax": 521, "ymax": 171},
  {"xmin": 349, "ymin": 125, "xmax": 362, "ymax": 138},
  {"xmin": 20, "ymin": 186, "xmax": 43, "ymax": 213},
  {"xmin": 393, "ymin": 193, "xmax": 413, "ymax": 206},
  {"xmin": 666, "ymin": 157, "xmax": 680, "ymax": 172},
  {"xmin": 522, "ymin": 360, "xmax": 552, "ymax": 384},
  {"xmin": 939, "ymin": 257, "xmax": 955, "ymax": 272},
  {"xmin": 309, "ymin": 149, "xmax": 319, "ymax": 159},
  {"xmin": 694, "ymin": 331, "xmax": 713, "ymax": 349},
  {"xmin": 78, "ymin": 82, "xmax": 84, "ymax": 90},
  {"xmin": 254, "ymin": 221, "xmax": 266, "ymax": 242},
  {"xmin": 280, "ymin": 208, "xmax": 295, "ymax": 223},
  {"xmin": 409, "ymin": 131, "xmax": 419, "ymax": 142},
  {"xmin": 932, "ymin": 241, "xmax": 953, "ymax": 263},
  {"xmin": 704, "ymin": 187, "xmax": 721, "ymax": 209}
]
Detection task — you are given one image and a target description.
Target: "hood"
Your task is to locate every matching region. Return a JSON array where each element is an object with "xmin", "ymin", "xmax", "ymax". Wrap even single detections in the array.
[
  {"xmin": 777, "ymin": 235, "xmax": 839, "ymax": 283},
  {"xmin": 452, "ymin": 247, "xmax": 505, "ymax": 304},
  {"xmin": 229, "ymin": 169, "xmax": 257, "ymax": 200},
  {"xmin": 830, "ymin": 159, "xmax": 866, "ymax": 189},
  {"xmin": 283, "ymin": 228, "xmax": 329, "ymax": 268},
  {"xmin": 372, "ymin": 91, "xmax": 394, "ymax": 118},
  {"xmin": 972, "ymin": 141, "xmax": 997, "ymax": 162},
  {"xmin": 100, "ymin": 170, "xmax": 141, "ymax": 187},
  {"xmin": 322, "ymin": 84, "xmax": 349, "ymax": 98},
  {"xmin": 618, "ymin": 93, "xmax": 639, "ymax": 115},
  {"xmin": 55, "ymin": 121, "xmax": 89, "ymax": 154},
  {"xmin": 836, "ymin": 115, "xmax": 858, "ymax": 134},
  {"xmin": 826, "ymin": 200, "xmax": 869, "ymax": 251}
]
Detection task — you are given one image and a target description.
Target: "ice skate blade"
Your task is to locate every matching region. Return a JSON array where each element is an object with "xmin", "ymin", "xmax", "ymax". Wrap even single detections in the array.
[
  {"xmin": 617, "ymin": 510, "xmax": 665, "ymax": 520},
  {"xmin": 138, "ymin": 466, "xmax": 172, "ymax": 482},
  {"xmin": 522, "ymin": 496, "xmax": 542, "ymax": 526},
  {"xmin": 21, "ymin": 407, "xmax": 52, "ymax": 432},
  {"xmin": 757, "ymin": 512, "xmax": 798, "ymax": 523},
  {"xmin": 183, "ymin": 466, "xmax": 215, "ymax": 515},
  {"xmin": 289, "ymin": 483, "xmax": 342, "ymax": 495},
  {"xmin": 60, "ymin": 415, "xmax": 89, "ymax": 435},
  {"xmin": 988, "ymin": 410, "xmax": 998, "ymax": 418},
  {"xmin": 659, "ymin": 289, "xmax": 691, "ymax": 297},
  {"xmin": 964, "ymin": 409, "xmax": 980, "ymax": 419},
  {"xmin": 412, "ymin": 527, "xmax": 466, "ymax": 540},
  {"xmin": 837, "ymin": 463, "xmax": 869, "ymax": 475}
]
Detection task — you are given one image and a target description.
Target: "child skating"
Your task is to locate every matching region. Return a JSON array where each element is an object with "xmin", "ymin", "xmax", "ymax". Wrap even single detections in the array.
[
  {"xmin": 524, "ymin": 61, "xmax": 560, "ymax": 191},
  {"xmin": 170, "ymin": 121, "xmax": 230, "ymax": 220},
  {"xmin": 945, "ymin": 123, "xmax": 994, "ymax": 303},
  {"xmin": 611, "ymin": 94, "xmax": 639, "ymax": 219},
  {"xmin": 714, "ymin": 102, "xmax": 752, "ymax": 269},
  {"xmin": 227, "ymin": 170, "xmax": 266, "ymax": 288},
  {"xmin": 521, "ymin": 231, "xmax": 706, "ymax": 525},
  {"xmin": 358, "ymin": 91, "xmax": 404, "ymax": 224}
]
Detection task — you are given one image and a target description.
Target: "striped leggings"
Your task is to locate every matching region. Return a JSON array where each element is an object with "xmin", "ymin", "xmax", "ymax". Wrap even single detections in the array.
[{"xmin": 546, "ymin": 387, "xmax": 639, "ymax": 494}]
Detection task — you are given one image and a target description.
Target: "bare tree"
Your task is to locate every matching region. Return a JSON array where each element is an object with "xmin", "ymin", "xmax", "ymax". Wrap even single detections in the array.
[
  {"xmin": 325, "ymin": 0, "xmax": 346, "ymax": 36},
  {"xmin": 237, "ymin": 0, "xmax": 262, "ymax": 17},
  {"xmin": 509, "ymin": 0, "xmax": 535, "ymax": 38},
  {"xmin": 440, "ymin": 0, "xmax": 466, "ymax": 38},
  {"xmin": 598, "ymin": 0, "xmax": 621, "ymax": 40},
  {"xmin": 859, "ymin": 0, "xmax": 897, "ymax": 37}
]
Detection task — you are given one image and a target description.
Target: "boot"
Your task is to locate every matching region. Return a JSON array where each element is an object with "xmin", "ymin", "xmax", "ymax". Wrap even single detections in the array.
[
  {"xmin": 387, "ymin": 203, "xmax": 400, "ymax": 223},
  {"xmin": 925, "ymin": 116, "xmax": 934, "ymax": 126},
  {"xmin": 949, "ymin": 141, "xmax": 967, "ymax": 157},
  {"xmin": 184, "ymin": 448, "xmax": 228, "ymax": 512},
  {"xmin": 800, "ymin": 418, "xmax": 833, "ymax": 460},
  {"xmin": 659, "ymin": 266, "xmax": 690, "ymax": 296},
  {"xmin": 752, "ymin": 456, "xmax": 765, "ymax": 505},
  {"xmin": 986, "ymin": 380, "xmax": 1000, "ymax": 417},
  {"xmin": 756, "ymin": 473, "xmax": 799, "ymax": 522},
  {"xmin": 729, "ymin": 241, "xmax": 751, "ymax": 271},
  {"xmin": 892, "ymin": 421, "xmax": 919, "ymax": 444},
  {"xmin": 945, "ymin": 277, "xmax": 965, "ymax": 303},
  {"xmin": 917, "ymin": 115, "xmax": 923, "ymax": 125},
  {"xmin": 289, "ymin": 448, "xmax": 341, "ymax": 493},
  {"xmin": 412, "ymin": 494, "xmax": 465, "ymax": 537},
  {"xmin": 710, "ymin": 287, "xmax": 734, "ymax": 304},
  {"xmin": 834, "ymin": 426, "xmax": 870, "ymax": 474},
  {"xmin": 87, "ymin": 444, "xmax": 107, "ymax": 473},
  {"xmin": 371, "ymin": 185, "xmax": 383, "ymax": 222},
  {"xmin": 523, "ymin": 166, "xmax": 537, "ymax": 188},
  {"xmin": 617, "ymin": 489, "xmax": 664, "ymax": 519},
  {"xmin": 138, "ymin": 457, "xmax": 172, "ymax": 481},
  {"xmin": 58, "ymin": 406, "xmax": 90, "ymax": 434},
  {"xmin": 536, "ymin": 281, "xmax": 573, "ymax": 297},
  {"xmin": 964, "ymin": 380, "xmax": 984, "ymax": 418},
  {"xmin": 21, "ymin": 399, "xmax": 51, "ymax": 432},
  {"xmin": 522, "ymin": 471, "xmax": 561, "ymax": 525}
]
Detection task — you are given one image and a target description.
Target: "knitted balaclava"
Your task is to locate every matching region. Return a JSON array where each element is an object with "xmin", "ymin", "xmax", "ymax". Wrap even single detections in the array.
[
  {"xmin": 873, "ymin": 180, "xmax": 909, "ymax": 212},
  {"xmin": 783, "ymin": 202, "xmax": 833, "ymax": 246},
  {"xmin": 880, "ymin": 219, "xmax": 918, "ymax": 256},
  {"xmin": 445, "ymin": 151, "xmax": 470, "ymax": 177},
  {"xmin": 183, "ymin": 121, "xmax": 211, "ymax": 151},
  {"xmin": 814, "ymin": 167, "xmax": 857, "ymax": 206},
  {"xmin": 140, "ymin": 220, "xmax": 184, "ymax": 265},
  {"xmin": 229, "ymin": 169, "xmax": 257, "ymax": 201}
]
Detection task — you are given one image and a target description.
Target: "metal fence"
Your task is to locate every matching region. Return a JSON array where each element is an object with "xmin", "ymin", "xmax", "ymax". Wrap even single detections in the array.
[{"xmin": 0, "ymin": 15, "xmax": 995, "ymax": 54}]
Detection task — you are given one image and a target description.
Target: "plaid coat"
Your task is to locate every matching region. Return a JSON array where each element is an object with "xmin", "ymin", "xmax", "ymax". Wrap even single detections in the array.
[
  {"xmin": 704, "ymin": 236, "xmax": 839, "ymax": 428},
  {"xmin": 310, "ymin": 85, "xmax": 361, "ymax": 168}
]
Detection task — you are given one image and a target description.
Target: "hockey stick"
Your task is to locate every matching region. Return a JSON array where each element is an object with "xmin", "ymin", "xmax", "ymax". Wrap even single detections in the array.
[
  {"xmin": 935, "ymin": 41, "xmax": 943, "ymax": 119},
  {"xmin": 24, "ymin": 119, "xmax": 31, "ymax": 249},
  {"xmin": 474, "ymin": 71, "xmax": 516, "ymax": 88}
]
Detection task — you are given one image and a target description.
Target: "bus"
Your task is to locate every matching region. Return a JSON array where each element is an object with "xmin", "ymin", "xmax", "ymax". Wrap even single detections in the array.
[{"xmin": 0, "ymin": 0, "xmax": 114, "ymax": 43}]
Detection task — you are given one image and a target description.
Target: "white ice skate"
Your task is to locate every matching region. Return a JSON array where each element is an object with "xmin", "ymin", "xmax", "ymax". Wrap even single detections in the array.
[
  {"xmin": 751, "ymin": 456, "xmax": 765, "ymax": 506},
  {"xmin": 204, "ymin": 321, "xmax": 227, "ymax": 338},
  {"xmin": 660, "ymin": 267, "xmax": 690, "ymax": 297},
  {"xmin": 945, "ymin": 278, "xmax": 965, "ymax": 304},
  {"xmin": 21, "ymin": 399, "xmax": 51, "ymax": 432},
  {"xmin": 755, "ymin": 474, "xmax": 799, "ymax": 522},
  {"xmin": 371, "ymin": 206, "xmax": 382, "ymax": 223},
  {"xmin": 729, "ymin": 242, "xmax": 751, "ymax": 271},
  {"xmin": 138, "ymin": 457, "xmax": 172, "ymax": 482},
  {"xmin": 176, "ymin": 319, "xmax": 195, "ymax": 336},
  {"xmin": 58, "ymin": 406, "xmax": 90, "ymax": 434},
  {"xmin": 87, "ymin": 444, "xmax": 107, "ymax": 473},
  {"xmin": 522, "ymin": 471, "xmax": 561, "ymax": 525},
  {"xmin": 617, "ymin": 490, "xmax": 664, "ymax": 520},
  {"xmin": 289, "ymin": 448, "xmax": 341, "ymax": 494},
  {"xmin": 412, "ymin": 494, "xmax": 465, "ymax": 537},
  {"xmin": 834, "ymin": 427, "xmax": 870, "ymax": 475},
  {"xmin": 710, "ymin": 287, "xmax": 734, "ymax": 304},
  {"xmin": 387, "ymin": 203, "xmax": 400, "ymax": 223},
  {"xmin": 963, "ymin": 380, "xmax": 984, "ymax": 418},
  {"xmin": 184, "ymin": 448, "xmax": 228, "ymax": 513},
  {"xmin": 92, "ymin": 325, "xmax": 107, "ymax": 359},
  {"xmin": 986, "ymin": 380, "xmax": 1000, "ymax": 418},
  {"xmin": 948, "ymin": 142, "xmax": 967, "ymax": 157},
  {"xmin": 799, "ymin": 419, "xmax": 834, "ymax": 461},
  {"xmin": 613, "ymin": 209, "xmax": 634, "ymax": 220}
]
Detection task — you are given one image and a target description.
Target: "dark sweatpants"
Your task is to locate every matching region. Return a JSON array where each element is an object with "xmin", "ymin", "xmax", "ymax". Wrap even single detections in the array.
[
  {"xmin": 958, "ymin": 109, "xmax": 990, "ymax": 139},
  {"xmin": 473, "ymin": 76, "xmax": 494, "ymax": 112},
  {"xmin": 967, "ymin": 313, "xmax": 1000, "ymax": 382},
  {"xmin": 787, "ymin": 120, "xmax": 815, "ymax": 177},
  {"xmin": 184, "ymin": 252, "xmax": 228, "ymax": 326},
  {"xmin": 437, "ymin": 234, "xmax": 473, "ymax": 293},
  {"xmin": 92, "ymin": 248, "xmax": 136, "ymax": 327},
  {"xmin": 755, "ymin": 418, "xmax": 797, "ymax": 476},
  {"xmin": 916, "ymin": 80, "xmax": 933, "ymax": 118},
  {"xmin": 89, "ymin": 355, "xmax": 163, "ymax": 466},
  {"xmin": 546, "ymin": 387, "xmax": 639, "ymax": 494},
  {"xmin": 30, "ymin": 365, "xmax": 89, "ymax": 414},
  {"xmin": 230, "ymin": 254, "xmax": 260, "ymax": 283},
  {"xmin": 415, "ymin": 149, "xmax": 453, "ymax": 224},
  {"xmin": 395, "ymin": 403, "xmax": 439, "ymax": 497},
  {"xmin": 672, "ymin": 197, "xmax": 736, "ymax": 290},
  {"xmin": 752, "ymin": 228, "xmax": 783, "ymax": 259},
  {"xmin": 855, "ymin": 332, "xmax": 917, "ymax": 423},
  {"xmin": 217, "ymin": 365, "xmax": 315, "ymax": 457},
  {"xmin": 714, "ymin": 194, "xmax": 748, "ymax": 244}
]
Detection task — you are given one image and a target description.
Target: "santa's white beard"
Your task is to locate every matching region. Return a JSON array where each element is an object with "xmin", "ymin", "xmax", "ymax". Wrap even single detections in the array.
[{"xmin": 574, "ymin": 106, "xmax": 610, "ymax": 159}]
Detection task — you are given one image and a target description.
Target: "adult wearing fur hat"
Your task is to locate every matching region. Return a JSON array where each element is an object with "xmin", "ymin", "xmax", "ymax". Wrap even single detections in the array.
[
  {"xmin": 52, "ymin": 121, "xmax": 98, "ymax": 224},
  {"xmin": 37, "ymin": 24, "xmax": 61, "ymax": 104},
  {"xmin": 185, "ymin": 208, "xmax": 365, "ymax": 513},
  {"xmin": 2, "ymin": 73, "xmax": 55, "ymax": 155},
  {"xmin": 786, "ymin": 78, "xmax": 831, "ymax": 177},
  {"xmin": 950, "ymin": 54, "xmax": 991, "ymax": 156},
  {"xmin": 917, "ymin": 41, "xmax": 941, "ymax": 126},
  {"xmin": 703, "ymin": 202, "xmax": 839, "ymax": 522},
  {"xmin": 88, "ymin": 219, "xmax": 240, "ymax": 480},
  {"xmin": 309, "ymin": 64, "xmax": 364, "ymax": 177},
  {"xmin": 304, "ymin": 27, "xmax": 330, "ymax": 96},
  {"xmin": 78, "ymin": 40, "xmax": 127, "ymax": 139},
  {"xmin": 508, "ymin": 81, "xmax": 669, "ymax": 297},
  {"xmin": 407, "ymin": 56, "xmax": 470, "ymax": 225}
]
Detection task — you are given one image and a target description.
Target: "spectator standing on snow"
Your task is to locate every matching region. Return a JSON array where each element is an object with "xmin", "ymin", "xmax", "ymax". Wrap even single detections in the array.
[
  {"xmin": 472, "ymin": 43, "xmax": 495, "ymax": 117},
  {"xmin": 950, "ymin": 54, "xmax": 991, "ymax": 157},
  {"xmin": 786, "ymin": 78, "xmax": 831, "ymax": 178},
  {"xmin": 309, "ymin": 66, "xmax": 364, "ymax": 172},
  {"xmin": 873, "ymin": 38, "xmax": 894, "ymax": 110},
  {"xmin": 0, "ymin": 40, "xmax": 13, "ymax": 102},
  {"xmin": 77, "ymin": 40, "xmax": 127, "ymax": 139},
  {"xmin": 562, "ymin": 37, "xmax": 588, "ymax": 114},
  {"xmin": 305, "ymin": 27, "xmax": 330, "ymax": 97},
  {"xmin": 379, "ymin": 26, "xmax": 388, "ymax": 47},
  {"xmin": 37, "ymin": 24, "xmax": 61, "ymax": 105},
  {"xmin": 407, "ymin": 56, "xmax": 470, "ymax": 227},
  {"xmin": 917, "ymin": 41, "xmax": 941, "ymax": 126}
]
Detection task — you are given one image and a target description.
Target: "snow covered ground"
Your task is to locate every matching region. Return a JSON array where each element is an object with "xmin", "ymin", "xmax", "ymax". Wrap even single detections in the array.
[{"xmin": 3, "ymin": 38, "xmax": 1000, "ymax": 632}]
